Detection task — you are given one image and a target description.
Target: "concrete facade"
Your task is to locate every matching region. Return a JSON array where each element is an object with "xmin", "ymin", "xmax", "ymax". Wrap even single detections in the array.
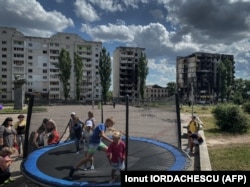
[
  {"xmin": 144, "ymin": 84, "xmax": 168, "ymax": 101},
  {"xmin": 176, "ymin": 52, "xmax": 235, "ymax": 104},
  {"xmin": 113, "ymin": 47, "xmax": 146, "ymax": 102},
  {"xmin": 0, "ymin": 26, "xmax": 102, "ymax": 102}
]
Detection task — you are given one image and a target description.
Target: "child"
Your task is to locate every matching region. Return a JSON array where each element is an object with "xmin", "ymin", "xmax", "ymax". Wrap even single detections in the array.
[
  {"xmin": 0, "ymin": 156, "xmax": 11, "ymax": 185},
  {"xmin": 85, "ymin": 111, "xmax": 96, "ymax": 129},
  {"xmin": 46, "ymin": 119, "xmax": 60, "ymax": 145},
  {"xmin": 186, "ymin": 116, "xmax": 199, "ymax": 151},
  {"xmin": 106, "ymin": 131, "xmax": 126, "ymax": 183},
  {"xmin": 0, "ymin": 147, "xmax": 16, "ymax": 183},
  {"xmin": 187, "ymin": 130, "xmax": 204, "ymax": 154},
  {"xmin": 82, "ymin": 120, "xmax": 94, "ymax": 170},
  {"xmin": 72, "ymin": 116, "xmax": 83, "ymax": 154},
  {"xmin": 187, "ymin": 116, "xmax": 199, "ymax": 134},
  {"xmin": 68, "ymin": 117, "xmax": 115, "ymax": 180}
]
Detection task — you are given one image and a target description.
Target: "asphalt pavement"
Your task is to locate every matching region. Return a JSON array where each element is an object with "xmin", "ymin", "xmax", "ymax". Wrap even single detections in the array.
[{"xmin": 0, "ymin": 104, "xmax": 195, "ymax": 186}]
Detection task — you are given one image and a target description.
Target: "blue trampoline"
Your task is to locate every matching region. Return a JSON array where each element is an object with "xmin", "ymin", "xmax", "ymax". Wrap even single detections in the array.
[{"xmin": 21, "ymin": 137, "xmax": 190, "ymax": 187}]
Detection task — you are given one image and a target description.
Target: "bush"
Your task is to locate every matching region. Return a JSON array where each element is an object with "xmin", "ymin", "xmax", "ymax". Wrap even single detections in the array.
[
  {"xmin": 242, "ymin": 102, "xmax": 250, "ymax": 114},
  {"xmin": 212, "ymin": 104, "xmax": 250, "ymax": 134}
]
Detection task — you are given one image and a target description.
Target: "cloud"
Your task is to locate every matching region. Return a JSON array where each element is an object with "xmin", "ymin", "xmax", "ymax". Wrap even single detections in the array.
[
  {"xmin": 80, "ymin": 23, "xmax": 134, "ymax": 42},
  {"xmin": 147, "ymin": 58, "xmax": 176, "ymax": 86},
  {"xmin": 166, "ymin": 0, "xmax": 250, "ymax": 44},
  {"xmin": 80, "ymin": 21, "xmax": 200, "ymax": 61},
  {"xmin": 74, "ymin": 0, "xmax": 100, "ymax": 22},
  {"xmin": 0, "ymin": 0, "xmax": 74, "ymax": 37},
  {"xmin": 87, "ymin": 0, "xmax": 124, "ymax": 12},
  {"xmin": 55, "ymin": 0, "xmax": 64, "ymax": 3},
  {"xmin": 150, "ymin": 9, "xmax": 165, "ymax": 21}
]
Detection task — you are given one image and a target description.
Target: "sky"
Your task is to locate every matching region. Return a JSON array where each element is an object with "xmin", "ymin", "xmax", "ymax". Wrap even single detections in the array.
[{"xmin": 1, "ymin": 0, "xmax": 250, "ymax": 88}]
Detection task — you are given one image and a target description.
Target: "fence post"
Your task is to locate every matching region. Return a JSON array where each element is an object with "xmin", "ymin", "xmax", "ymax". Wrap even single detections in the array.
[
  {"xmin": 125, "ymin": 95, "xmax": 129, "ymax": 171},
  {"xmin": 23, "ymin": 93, "xmax": 34, "ymax": 159},
  {"xmin": 175, "ymin": 93, "xmax": 182, "ymax": 149}
]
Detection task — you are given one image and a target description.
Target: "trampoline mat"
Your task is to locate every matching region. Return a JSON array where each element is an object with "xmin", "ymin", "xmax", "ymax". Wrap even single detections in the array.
[{"xmin": 22, "ymin": 137, "xmax": 189, "ymax": 186}]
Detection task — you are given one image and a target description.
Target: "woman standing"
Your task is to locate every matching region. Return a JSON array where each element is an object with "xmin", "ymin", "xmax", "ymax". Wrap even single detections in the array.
[
  {"xmin": 0, "ymin": 117, "xmax": 17, "ymax": 149},
  {"xmin": 14, "ymin": 114, "xmax": 26, "ymax": 157}
]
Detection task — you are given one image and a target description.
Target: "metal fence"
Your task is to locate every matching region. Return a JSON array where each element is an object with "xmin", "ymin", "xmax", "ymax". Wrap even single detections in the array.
[{"xmin": 23, "ymin": 93, "xmax": 181, "ymax": 158}]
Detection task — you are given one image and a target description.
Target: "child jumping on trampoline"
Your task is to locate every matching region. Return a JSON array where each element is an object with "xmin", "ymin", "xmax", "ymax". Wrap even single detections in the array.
[
  {"xmin": 82, "ymin": 119, "xmax": 95, "ymax": 170},
  {"xmin": 106, "ymin": 131, "xmax": 126, "ymax": 183},
  {"xmin": 68, "ymin": 116, "xmax": 115, "ymax": 180}
]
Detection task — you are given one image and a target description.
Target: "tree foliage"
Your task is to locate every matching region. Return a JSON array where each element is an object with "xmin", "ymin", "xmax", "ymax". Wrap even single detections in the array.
[
  {"xmin": 99, "ymin": 47, "xmax": 111, "ymax": 104},
  {"xmin": 167, "ymin": 82, "xmax": 176, "ymax": 96},
  {"xmin": 233, "ymin": 79, "xmax": 250, "ymax": 104},
  {"xmin": 74, "ymin": 53, "xmax": 83, "ymax": 101},
  {"xmin": 242, "ymin": 102, "xmax": 250, "ymax": 114},
  {"xmin": 242, "ymin": 79, "xmax": 250, "ymax": 100},
  {"xmin": 218, "ymin": 59, "xmax": 234, "ymax": 102},
  {"xmin": 138, "ymin": 53, "xmax": 149, "ymax": 100},
  {"xmin": 56, "ymin": 48, "xmax": 72, "ymax": 101}
]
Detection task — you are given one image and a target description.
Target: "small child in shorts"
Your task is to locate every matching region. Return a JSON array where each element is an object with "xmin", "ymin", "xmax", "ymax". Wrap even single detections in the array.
[
  {"xmin": 68, "ymin": 117, "xmax": 115, "ymax": 180},
  {"xmin": 187, "ymin": 130, "xmax": 204, "ymax": 154},
  {"xmin": 106, "ymin": 131, "xmax": 126, "ymax": 183},
  {"xmin": 82, "ymin": 120, "xmax": 94, "ymax": 170}
]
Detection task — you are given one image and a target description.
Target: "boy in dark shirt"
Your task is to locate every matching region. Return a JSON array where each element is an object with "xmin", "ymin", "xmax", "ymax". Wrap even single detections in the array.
[
  {"xmin": 72, "ymin": 116, "xmax": 83, "ymax": 154},
  {"xmin": 187, "ymin": 130, "xmax": 204, "ymax": 154}
]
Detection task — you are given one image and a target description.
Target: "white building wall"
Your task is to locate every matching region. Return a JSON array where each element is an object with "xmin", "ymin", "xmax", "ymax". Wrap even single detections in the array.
[{"xmin": 0, "ymin": 27, "xmax": 102, "ymax": 101}]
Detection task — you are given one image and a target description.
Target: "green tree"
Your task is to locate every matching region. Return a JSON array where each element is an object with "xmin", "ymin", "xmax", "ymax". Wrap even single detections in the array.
[
  {"xmin": 107, "ymin": 90, "xmax": 113, "ymax": 102},
  {"xmin": 56, "ymin": 48, "xmax": 72, "ymax": 101},
  {"xmin": 242, "ymin": 79, "xmax": 250, "ymax": 100},
  {"xmin": 138, "ymin": 53, "xmax": 149, "ymax": 101},
  {"xmin": 218, "ymin": 59, "xmax": 234, "ymax": 102},
  {"xmin": 218, "ymin": 62, "xmax": 227, "ymax": 101},
  {"xmin": 74, "ymin": 53, "xmax": 83, "ymax": 101},
  {"xmin": 167, "ymin": 82, "xmax": 176, "ymax": 96},
  {"xmin": 99, "ymin": 47, "xmax": 112, "ymax": 104},
  {"xmin": 232, "ymin": 78, "xmax": 245, "ymax": 104},
  {"xmin": 232, "ymin": 79, "xmax": 250, "ymax": 104}
]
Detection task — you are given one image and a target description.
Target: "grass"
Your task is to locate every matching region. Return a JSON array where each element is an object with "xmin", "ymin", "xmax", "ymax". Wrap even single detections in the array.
[
  {"xmin": 181, "ymin": 104, "xmax": 250, "ymax": 170},
  {"xmin": 209, "ymin": 144, "xmax": 250, "ymax": 170},
  {"xmin": 0, "ymin": 106, "xmax": 47, "ymax": 114},
  {"xmin": 180, "ymin": 104, "xmax": 215, "ymax": 115}
]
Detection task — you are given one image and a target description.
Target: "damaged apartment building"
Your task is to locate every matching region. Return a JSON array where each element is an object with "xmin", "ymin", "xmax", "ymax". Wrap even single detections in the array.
[{"xmin": 176, "ymin": 52, "xmax": 235, "ymax": 104}]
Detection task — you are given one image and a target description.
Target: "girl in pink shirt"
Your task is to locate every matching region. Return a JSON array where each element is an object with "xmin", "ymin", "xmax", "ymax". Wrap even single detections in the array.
[{"xmin": 106, "ymin": 131, "xmax": 126, "ymax": 183}]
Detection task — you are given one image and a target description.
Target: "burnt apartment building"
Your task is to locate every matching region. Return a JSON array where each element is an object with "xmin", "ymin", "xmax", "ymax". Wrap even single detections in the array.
[
  {"xmin": 113, "ymin": 47, "xmax": 146, "ymax": 103},
  {"xmin": 176, "ymin": 52, "xmax": 235, "ymax": 104}
]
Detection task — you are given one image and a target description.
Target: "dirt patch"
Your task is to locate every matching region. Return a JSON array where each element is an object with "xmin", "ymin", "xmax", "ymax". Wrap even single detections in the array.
[{"xmin": 206, "ymin": 134, "xmax": 250, "ymax": 147}]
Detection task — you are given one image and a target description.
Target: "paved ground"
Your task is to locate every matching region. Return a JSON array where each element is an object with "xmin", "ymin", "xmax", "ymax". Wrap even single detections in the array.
[{"xmin": 0, "ymin": 104, "xmax": 195, "ymax": 186}]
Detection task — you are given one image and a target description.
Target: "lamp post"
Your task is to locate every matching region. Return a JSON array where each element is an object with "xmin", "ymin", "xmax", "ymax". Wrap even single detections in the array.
[
  {"xmin": 205, "ymin": 79, "xmax": 211, "ymax": 104},
  {"xmin": 178, "ymin": 87, "xmax": 182, "ymax": 106},
  {"xmin": 48, "ymin": 91, "xmax": 50, "ymax": 106},
  {"xmin": 101, "ymin": 95, "xmax": 103, "ymax": 123},
  {"xmin": 191, "ymin": 82, "xmax": 194, "ymax": 117}
]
